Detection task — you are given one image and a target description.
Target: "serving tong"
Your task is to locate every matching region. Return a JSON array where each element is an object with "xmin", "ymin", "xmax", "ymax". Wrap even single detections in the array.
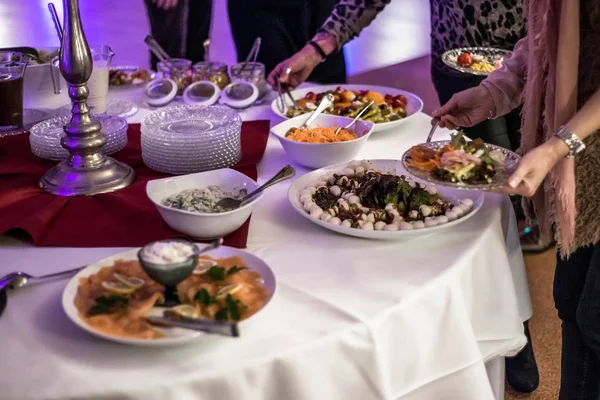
[
  {"xmin": 237, "ymin": 37, "xmax": 262, "ymax": 76},
  {"xmin": 147, "ymin": 310, "xmax": 239, "ymax": 337},
  {"xmin": 276, "ymin": 77, "xmax": 301, "ymax": 114},
  {"xmin": 144, "ymin": 35, "xmax": 178, "ymax": 74}
]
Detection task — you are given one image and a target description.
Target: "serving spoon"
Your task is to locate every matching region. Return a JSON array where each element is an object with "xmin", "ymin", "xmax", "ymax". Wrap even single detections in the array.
[
  {"xmin": 215, "ymin": 165, "xmax": 296, "ymax": 210},
  {"xmin": 0, "ymin": 265, "xmax": 86, "ymax": 291},
  {"xmin": 334, "ymin": 101, "xmax": 375, "ymax": 135},
  {"xmin": 299, "ymin": 93, "xmax": 334, "ymax": 130}
]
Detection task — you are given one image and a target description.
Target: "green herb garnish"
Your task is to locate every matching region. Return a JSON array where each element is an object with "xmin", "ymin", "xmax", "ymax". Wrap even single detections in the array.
[
  {"xmin": 214, "ymin": 294, "xmax": 246, "ymax": 322},
  {"xmin": 88, "ymin": 295, "xmax": 129, "ymax": 316},
  {"xmin": 194, "ymin": 288, "xmax": 216, "ymax": 306},
  {"xmin": 204, "ymin": 265, "xmax": 248, "ymax": 281}
]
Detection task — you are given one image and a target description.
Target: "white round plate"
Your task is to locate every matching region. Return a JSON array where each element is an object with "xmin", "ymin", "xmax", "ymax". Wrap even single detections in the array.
[
  {"xmin": 270, "ymin": 84, "xmax": 423, "ymax": 133},
  {"xmin": 62, "ymin": 245, "xmax": 277, "ymax": 346},
  {"xmin": 288, "ymin": 159, "xmax": 484, "ymax": 240},
  {"xmin": 441, "ymin": 47, "xmax": 512, "ymax": 77}
]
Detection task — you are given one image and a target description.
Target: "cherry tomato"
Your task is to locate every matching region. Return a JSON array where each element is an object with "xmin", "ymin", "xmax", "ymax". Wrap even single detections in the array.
[
  {"xmin": 392, "ymin": 99, "xmax": 405, "ymax": 109},
  {"xmin": 457, "ymin": 52, "xmax": 472, "ymax": 67}
]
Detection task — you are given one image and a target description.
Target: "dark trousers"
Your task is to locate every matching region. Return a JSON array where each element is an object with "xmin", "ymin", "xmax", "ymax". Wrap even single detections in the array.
[
  {"xmin": 554, "ymin": 244, "xmax": 600, "ymax": 399},
  {"xmin": 144, "ymin": 0, "xmax": 212, "ymax": 69},
  {"xmin": 227, "ymin": 0, "xmax": 347, "ymax": 84},
  {"xmin": 431, "ymin": 61, "xmax": 524, "ymax": 219}
]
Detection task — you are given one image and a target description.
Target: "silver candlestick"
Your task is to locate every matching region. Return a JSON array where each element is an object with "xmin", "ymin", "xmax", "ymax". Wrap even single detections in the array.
[{"xmin": 39, "ymin": 0, "xmax": 135, "ymax": 196}]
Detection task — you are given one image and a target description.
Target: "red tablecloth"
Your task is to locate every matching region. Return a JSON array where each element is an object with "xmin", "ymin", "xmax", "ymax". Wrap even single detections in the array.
[{"xmin": 0, "ymin": 121, "xmax": 270, "ymax": 248}]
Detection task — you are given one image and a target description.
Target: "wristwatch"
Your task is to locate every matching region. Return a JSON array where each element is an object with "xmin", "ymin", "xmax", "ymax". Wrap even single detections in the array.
[{"xmin": 554, "ymin": 125, "xmax": 586, "ymax": 158}]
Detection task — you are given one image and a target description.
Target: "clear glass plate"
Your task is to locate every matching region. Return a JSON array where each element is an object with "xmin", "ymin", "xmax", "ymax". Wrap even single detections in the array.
[
  {"xmin": 56, "ymin": 99, "xmax": 138, "ymax": 118},
  {"xmin": 401, "ymin": 140, "xmax": 521, "ymax": 190},
  {"xmin": 30, "ymin": 114, "xmax": 128, "ymax": 160}
]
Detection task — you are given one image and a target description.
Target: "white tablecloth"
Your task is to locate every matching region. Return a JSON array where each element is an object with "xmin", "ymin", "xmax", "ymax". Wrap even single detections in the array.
[{"xmin": 0, "ymin": 88, "xmax": 533, "ymax": 400}]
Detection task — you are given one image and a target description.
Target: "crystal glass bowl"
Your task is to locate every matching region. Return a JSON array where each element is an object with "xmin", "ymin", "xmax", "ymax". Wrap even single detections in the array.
[
  {"xmin": 141, "ymin": 105, "xmax": 242, "ymax": 175},
  {"xmin": 29, "ymin": 114, "xmax": 128, "ymax": 161}
]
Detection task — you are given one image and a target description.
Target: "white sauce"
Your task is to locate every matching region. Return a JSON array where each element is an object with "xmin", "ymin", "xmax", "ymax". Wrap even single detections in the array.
[{"xmin": 142, "ymin": 241, "xmax": 195, "ymax": 265}]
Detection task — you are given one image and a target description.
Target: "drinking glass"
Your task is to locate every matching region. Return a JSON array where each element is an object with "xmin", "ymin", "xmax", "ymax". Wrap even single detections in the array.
[
  {"xmin": 86, "ymin": 45, "xmax": 114, "ymax": 114},
  {"xmin": 0, "ymin": 52, "xmax": 28, "ymax": 132}
]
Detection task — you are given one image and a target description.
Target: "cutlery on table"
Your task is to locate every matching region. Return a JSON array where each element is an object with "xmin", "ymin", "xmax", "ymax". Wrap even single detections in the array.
[
  {"xmin": 334, "ymin": 100, "xmax": 375, "ymax": 135},
  {"xmin": 147, "ymin": 310, "xmax": 239, "ymax": 337},
  {"xmin": 47, "ymin": 3, "xmax": 63, "ymax": 42},
  {"xmin": 203, "ymin": 39, "xmax": 210, "ymax": 61},
  {"xmin": 276, "ymin": 77, "xmax": 301, "ymax": 113},
  {"xmin": 215, "ymin": 165, "xmax": 296, "ymax": 210},
  {"xmin": 299, "ymin": 93, "xmax": 334, "ymax": 130},
  {"xmin": 427, "ymin": 117, "xmax": 440, "ymax": 143},
  {"xmin": 238, "ymin": 37, "xmax": 262, "ymax": 74},
  {"xmin": 0, "ymin": 266, "xmax": 86, "ymax": 291}
]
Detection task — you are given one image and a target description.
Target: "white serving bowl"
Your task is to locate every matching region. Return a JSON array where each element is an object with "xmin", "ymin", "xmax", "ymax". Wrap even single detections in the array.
[
  {"xmin": 270, "ymin": 113, "xmax": 374, "ymax": 169},
  {"xmin": 147, "ymin": 168, "xmax": 262, "ymax": 239}
]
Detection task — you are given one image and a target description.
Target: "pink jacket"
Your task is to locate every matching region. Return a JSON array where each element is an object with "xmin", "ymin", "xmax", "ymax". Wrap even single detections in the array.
[{"xmin": 481, "ymin": 36, "xmax": 529, "ymax": 117}]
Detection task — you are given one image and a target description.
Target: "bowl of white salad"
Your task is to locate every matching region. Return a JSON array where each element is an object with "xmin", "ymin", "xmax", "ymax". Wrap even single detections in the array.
[{"xmin": 146, "ymin": 168, "xmax": 262, "ymax": 239}]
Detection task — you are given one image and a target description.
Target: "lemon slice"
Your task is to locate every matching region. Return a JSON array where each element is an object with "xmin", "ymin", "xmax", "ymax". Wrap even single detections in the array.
[
  {"xmin": 216, "ymin": 284, "xmax": 242, "ymax": 299},
  {"xmin": 193, "ymin": 259, "xmax": 218, "ymax": 275},
  {"xmin": 171, "ymin": 304, "xmax": 199, "ymax": 318},
  {"xmin": 101, "ymin": 281, "xmax": 136, "ymax": 295},
  {"xmin": 113, "ymin": 273, "xmax": 145, "ymax": 289}
]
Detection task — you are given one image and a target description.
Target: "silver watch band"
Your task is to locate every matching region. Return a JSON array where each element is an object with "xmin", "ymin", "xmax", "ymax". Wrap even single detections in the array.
[{"xmin": 554, "ymin": 126, "xmax": 586, "ymax": 158}]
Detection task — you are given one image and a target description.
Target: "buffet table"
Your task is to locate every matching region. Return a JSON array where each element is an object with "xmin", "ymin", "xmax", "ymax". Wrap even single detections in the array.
[{"xmin": 0, "ymin": 88, "xmax": 533, "ymax": 400}]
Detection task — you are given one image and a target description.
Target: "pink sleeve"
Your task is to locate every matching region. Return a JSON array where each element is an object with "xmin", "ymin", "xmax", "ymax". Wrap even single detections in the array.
[{"xmin": 480, "ymin": 35, "xmax": 529, "ymax": 117}]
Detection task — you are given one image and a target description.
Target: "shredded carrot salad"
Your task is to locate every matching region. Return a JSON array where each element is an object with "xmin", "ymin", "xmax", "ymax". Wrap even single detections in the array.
[
  {"xmin": 406, "ymin": 144, "xmax": 454, "ymax": 172},
  {"xmin": 285, "ymin": 126, "xmax": 358, "ymax": 143}
]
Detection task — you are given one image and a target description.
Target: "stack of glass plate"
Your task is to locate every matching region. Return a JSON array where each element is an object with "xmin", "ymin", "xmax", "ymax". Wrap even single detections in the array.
[
  {"xmin": 30, "ymin": 115, "xmax": 128, "ymax": 161},
  {"xmin": 141, "ymin": 105, "xmax": 242, "ymax": 175}
]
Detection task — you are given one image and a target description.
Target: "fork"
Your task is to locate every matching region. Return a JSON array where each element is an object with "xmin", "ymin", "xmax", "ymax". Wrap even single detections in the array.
[
  {"xmin": 334, "ymin": 101, "xmax": 375, "ymax": 135},
  {"xmin": 0, "ymin": 266, "xmax": 86, "ymax": 291},
  {"xmin": 427, "ymin": 117, "xmax": 440, "ymax": 143}
]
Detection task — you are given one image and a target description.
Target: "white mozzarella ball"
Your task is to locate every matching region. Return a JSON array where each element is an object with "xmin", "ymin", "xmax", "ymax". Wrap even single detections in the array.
[
  {"xmin": 342, "ymin": 168, "xmax": 355, "ymax": 177},
  {"xmin": 436, "ymin": 215, "xmax": 449, "ymax": 224},
  {"xmin": 445, "ymin": 210, "xmax": 457, "ymax": 221},
  {"xmin": 360, "ymin": 160, "xmax": 372, "ymax": 170},
  {"xmin": 300, "ymin": 193, "xmax": 312, "ymax": 203},
  {"xmin": 412, "ymin": 221, "xmax": 425, "ymax": 229},
  {"xmin": 384, "ymin": 224, "xmax": 399, "ymax": 231},
  {"xmin": 453, "ymin": 206, "xmax": 465, "ymax": 217},
  {"xmin": 329, "ymin": 185, "xmax": 342, "ymax": 197},
  {"xmin": 425, "ymin": 185, "xmax": 438, "ymax": 195},
  {"xmin": 408, "ymin": 210, "xmax": 419, "ymax": 219},
  {"xmin": 458, "ymin": 203, "xmax": 472, "ymax": 213},
  {"xmin": 310, "ymin": 206, "xmax": 323, "ymax": 218},
  {"xmin": 303, "ymin": 201, "xmax": 315, "ymax": 212},
  {"xmin": 392, "ymin": 216, "xmax": 405, "ymax": 225},
  {"xmin": 341, "ymin": 219, "xmax": 352, "ymax": 228},
  {"xmin": 355, "ymin": 166, "xmax": 365, "ymax": 178},
  {"xmin": 361, "ymin": 221, "xmax": 374, "ymax": 230},
  {"xmin": 360, "ymin": 207, "xmax": 370, "ymax": 214},
  {"xmin": 348, "ymin": 195, "xmax": 361, "ymax": 205},
  {"xmin": 347, "ymin": 160, "xmax": 359, "ymax": 169},
  {"xmin": 424, "ymin": 216, "xmax": 434, "ymax": 222},
  {"xmin": 337, "ymin": 198, "xmax": 350, "ymax": 211},
  {"xmin": 367, "ymin": 213, "xmax": 376, "ymax": 222},
  {"xmin": 389, "ymin": 209, "xmax": 400, "ymax": 217},
  {"xmin": 374, "ymin": 221, "xmax": 387, "ymax": 231},
  {"xmin": 320, "ymin": 213, "xmax": 332, "ymax": 222},
  {"xmin": 424, "ymin": 219, "xmax": 438, "ymax": 228},
  {"xmin": 342, "ymin": 192, "xmax": 353, "ymax": 200},
  {"xmin": 399, "ymin": 222, "xmax": 413, "ymax": 230},
  {"xmin": 385, "ymin": 203, "xmax": 396, "ymax": 212},
  {"xmin": 357, "ymin": 220, "xmax": 365, "ymax": 227},
  {"xmin": 460, "ymin": 198, "xmax": 473, "ymax": 207},
  {"xmin": 419, "ymin": 205, "xmax": 432, "ymax": 217},
  {"xmin": 328, "ymin": 217, "xmax": 342, "ymax": 226},
  {"xmin": 328, "ymin": 175, "xmax": 337, "ymax": 185}
]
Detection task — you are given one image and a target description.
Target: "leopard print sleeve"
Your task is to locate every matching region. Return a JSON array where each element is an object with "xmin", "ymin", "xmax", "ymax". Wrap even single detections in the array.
[{"xmin": 314, "ymin": 0, "xmax": 392, "ymax": 50}]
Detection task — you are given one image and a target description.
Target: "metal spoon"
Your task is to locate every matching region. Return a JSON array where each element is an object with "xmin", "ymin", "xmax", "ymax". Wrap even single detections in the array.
[
  {"xmin": 427, "ymin": 117, "xmax": 440, "ymax": 143},
  {"xmin": 215, "ymin": 165, "xmax": 296, "ymax": 210},
  {"xmin": 300, "ymin": 93, "xmax": 334, "ymax": 130},
  {"xmin": 334, "ymin": 101, "xmax": 375, "ymax": 135},
  {"xmin": 0, "ymin": 265, "xmax": 86, "ymax": 291}
]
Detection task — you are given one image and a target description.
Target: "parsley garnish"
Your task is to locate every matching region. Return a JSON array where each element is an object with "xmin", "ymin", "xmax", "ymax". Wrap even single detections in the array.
[
  {"xmin": 204, "ymin": 266, "xmax": 248, "ymax": 281},
  {"xmin": 214, "ymin": 294, "xmax": 246, "ymax": 322},
  {"xmin": 194, "ymin": 288, "xmax": 216, "ymax": 306},
  {"xmin": 88, "ymin": 295, "xmax": 129, "ymax": 316}
]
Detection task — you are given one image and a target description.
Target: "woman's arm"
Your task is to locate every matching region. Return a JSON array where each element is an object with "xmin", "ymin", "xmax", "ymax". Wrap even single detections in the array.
[
  {"xmin": 480, "ymin": 36, "xmax": 529, "ymax": 117},
  {"xmin": 503, "ymin": 88, "xmax": 600, "ymax": 195},
  {"xmin": 311, "ymin": 0, "xmax": 392, "ymax": 56}
]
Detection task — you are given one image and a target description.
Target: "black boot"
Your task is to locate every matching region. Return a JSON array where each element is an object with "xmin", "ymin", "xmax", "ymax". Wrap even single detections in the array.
[{"xmin": 505, "ymin": 321, "xmax": 540, "ymax": 393}]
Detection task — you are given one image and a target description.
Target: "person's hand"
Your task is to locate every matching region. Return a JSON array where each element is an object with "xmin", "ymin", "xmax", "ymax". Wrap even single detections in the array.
[
  {"xmin": 267, "ymin": 45, "xmax": 323, "ymax": 90},
  {"xmin": 153, "ymin": 0, "xmax": 178, "ymax": 10},
  {"xmin": 495, "ymin": 137, "xmax": 569, "ymax": 197},
  {"xmin": 432, "ymin": 86, "xmax": 496, "ymax": 129}
]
